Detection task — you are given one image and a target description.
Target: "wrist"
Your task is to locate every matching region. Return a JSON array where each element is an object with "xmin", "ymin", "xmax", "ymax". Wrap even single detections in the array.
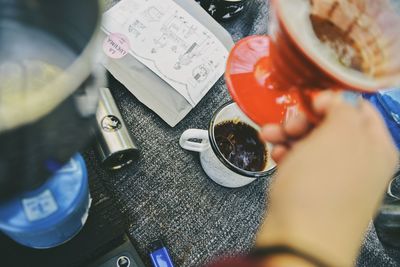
[
  {"xmin": 255, "ymin": 215, "xmax": 356, "ymax": 267},
  {"xmin": 260, "ymin": 253, "xmax": 317, "ymax": 267}
]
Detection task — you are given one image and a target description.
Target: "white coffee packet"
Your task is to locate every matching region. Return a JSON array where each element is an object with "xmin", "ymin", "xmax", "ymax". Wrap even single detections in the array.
[{"xmin": 101, "ymin": 0, "xmax": 234, "ymax": 126}]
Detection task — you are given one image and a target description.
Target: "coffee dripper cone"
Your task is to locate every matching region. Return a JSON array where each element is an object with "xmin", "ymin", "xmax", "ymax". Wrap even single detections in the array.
[{"xmin": 225, "ymin": 0, "xmax": 400, "ymax": 125}]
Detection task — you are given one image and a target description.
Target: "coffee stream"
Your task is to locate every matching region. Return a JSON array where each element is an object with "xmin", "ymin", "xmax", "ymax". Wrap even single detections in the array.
[{"xmin": 214, "ymin": 120, "xmax": 267, "ymax": 172}]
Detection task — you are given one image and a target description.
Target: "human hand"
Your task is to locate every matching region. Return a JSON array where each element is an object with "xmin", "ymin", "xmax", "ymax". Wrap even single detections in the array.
[
  {"xmin": 260, "ymin": 91, "xmax": 354, "ymax": 163},
  {"xmin": 256, "ymin": 92, "xmax": 399, "ymax": 266}
]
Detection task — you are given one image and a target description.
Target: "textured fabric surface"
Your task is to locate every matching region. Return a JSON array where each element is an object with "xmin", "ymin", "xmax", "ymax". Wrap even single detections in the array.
[{"xmin": 95, "ymin": 1, "xmax": 400, "ymax": 266}]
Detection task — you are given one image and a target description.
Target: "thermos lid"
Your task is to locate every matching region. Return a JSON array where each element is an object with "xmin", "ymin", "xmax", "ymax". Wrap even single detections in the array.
[{"xmin": 0, "ymin": 154, "xmax": 88, "ymax": 232}]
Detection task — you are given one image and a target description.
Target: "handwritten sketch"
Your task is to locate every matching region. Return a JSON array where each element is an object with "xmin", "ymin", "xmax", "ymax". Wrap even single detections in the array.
[{"xmin": 102, "ymin": 0, "xmax": 228, "ymax": 106}]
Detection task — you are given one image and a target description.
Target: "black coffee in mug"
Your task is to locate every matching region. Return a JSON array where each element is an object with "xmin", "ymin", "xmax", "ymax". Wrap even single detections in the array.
[{"xmin": 214, "ymin": 120, "xmax": 267, "ymax": 172}]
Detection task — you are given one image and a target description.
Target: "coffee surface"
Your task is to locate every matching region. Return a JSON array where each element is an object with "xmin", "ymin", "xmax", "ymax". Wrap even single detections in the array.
[{"xmin": 214, "ymin": 120, "xmax": 267, "ymax": 172}]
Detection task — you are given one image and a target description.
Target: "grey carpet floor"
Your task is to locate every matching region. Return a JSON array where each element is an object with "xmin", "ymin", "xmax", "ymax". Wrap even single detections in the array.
[{"xmin": 90, "ymin": 1, "xmax": 400, "ymax": 266}]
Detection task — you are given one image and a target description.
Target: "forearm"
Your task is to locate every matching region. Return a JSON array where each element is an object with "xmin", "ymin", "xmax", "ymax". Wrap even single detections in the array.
[
  {"xmin": 255, "ymin": 171, "xmax": 365, "ymax": 267},
  {"xmin": 207, "ymin": 252, "xmax": 318, "ymax": 267},
  {"xmin": 255, "ymin": 93, "xmax": 399, "ymax": 267}
]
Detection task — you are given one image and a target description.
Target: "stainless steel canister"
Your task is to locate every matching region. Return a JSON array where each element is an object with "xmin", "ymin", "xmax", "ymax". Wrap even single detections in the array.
[
  {"xmin": 95, "ymin": 88, "xmax": 140, "ymax": 170},
  {"xmin": 196, "ymin": 0, "xmax": 250, "ymax": 21}
]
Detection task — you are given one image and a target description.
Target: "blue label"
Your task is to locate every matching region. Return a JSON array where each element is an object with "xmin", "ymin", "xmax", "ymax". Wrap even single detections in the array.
[
  {"xmin": 150, "ymin": 248, "xmax": 175, "ymax": 267},
  {"xmin": 22, "ymin": 190, "xmax": 58, "ymax": 222}
]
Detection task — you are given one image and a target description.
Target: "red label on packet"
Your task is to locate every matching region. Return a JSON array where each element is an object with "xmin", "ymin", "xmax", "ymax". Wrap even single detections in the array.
[{"xmin": 103, "ymin": 33, "xmax": 130, "ymax": 59}]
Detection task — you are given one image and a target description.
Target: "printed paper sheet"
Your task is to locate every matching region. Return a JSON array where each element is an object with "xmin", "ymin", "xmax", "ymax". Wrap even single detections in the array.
[{"xmin": 102, "ymin": 0, "xmax": 229, "ymax": 106}]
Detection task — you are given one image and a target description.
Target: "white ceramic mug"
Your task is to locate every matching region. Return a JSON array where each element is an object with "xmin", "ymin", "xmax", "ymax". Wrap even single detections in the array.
[{"xmin": 180, "ymin": 102, "xmax": 276, "ymax": 188}]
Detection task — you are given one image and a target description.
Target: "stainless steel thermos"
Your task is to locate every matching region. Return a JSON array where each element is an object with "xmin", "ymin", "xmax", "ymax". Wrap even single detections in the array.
[
  {"xmin": 95, "ymin": 88, "xmax": 140, "ymax": 170},
  {"xmin": 195, "ymin": 0, "xmax": 249, "ymax": 21}
]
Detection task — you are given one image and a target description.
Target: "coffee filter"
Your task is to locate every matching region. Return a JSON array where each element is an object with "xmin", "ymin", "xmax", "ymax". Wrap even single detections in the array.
[{"xmin": 276, "ymin": 0, "xmax": 400, "ymax": 91}]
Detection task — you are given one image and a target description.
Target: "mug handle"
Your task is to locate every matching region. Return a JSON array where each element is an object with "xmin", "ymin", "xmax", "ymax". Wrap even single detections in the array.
[{"xmin": 179, "ymin": 129, "xmax": 209, "ymax": 152}]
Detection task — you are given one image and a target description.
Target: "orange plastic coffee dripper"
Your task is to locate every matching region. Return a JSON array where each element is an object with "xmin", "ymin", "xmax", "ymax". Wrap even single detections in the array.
[{"xmin": 225, "ymin": 0, "xmax": 400, "ymax": 126}]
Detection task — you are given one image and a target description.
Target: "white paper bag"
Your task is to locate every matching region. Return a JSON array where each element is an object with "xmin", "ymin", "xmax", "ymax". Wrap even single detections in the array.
[{"xmin": 100, "ymin": 0, "xmax": 234, "ymax": 126}]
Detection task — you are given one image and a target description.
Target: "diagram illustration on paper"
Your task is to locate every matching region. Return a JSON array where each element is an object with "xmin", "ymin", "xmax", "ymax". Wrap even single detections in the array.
[{"xmin": 102, "ymin": 0, "xmax": 229, "ymax": 106}]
